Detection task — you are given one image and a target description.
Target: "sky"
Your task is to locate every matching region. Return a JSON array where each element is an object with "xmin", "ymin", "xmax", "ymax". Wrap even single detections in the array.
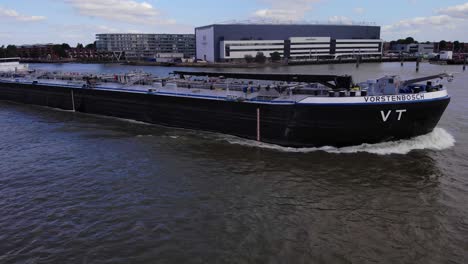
[{"xmin": 0, "ymin": 0, "xmax": 468, "ymax": 46}]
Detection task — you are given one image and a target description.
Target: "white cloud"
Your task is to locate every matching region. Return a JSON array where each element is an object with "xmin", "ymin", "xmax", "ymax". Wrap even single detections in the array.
[
  {"xmin": 252, "ymin": 0, "xmax": 320, "ymax": 21},
  {"xmin": 0, "ymin": 7, "xmax": 46, "ymax": 22},
  {"xmin": 382, "ymin": 15, "xmax": 458, "ymax": 32},
  {"xmin": 253, "ymin": 9, "xmax": 299, "ymax": 21},
  {"xmin": 328, "ymin": 16, "xmax": 353, "ymax": 25},
  {"xmin": 437, "ymin": 2, "xmax": 468, "ymax": 18},
  {"xmin": 353, "ymin": 7, "xmax": 365, "ymax": 14},
  {"xmin": 382, "ymin": 2, "xmax": 468, "ymax": 41},
  {"xmin": 67, "ymin": 0, "xmax": 176, "ymax": 25}
]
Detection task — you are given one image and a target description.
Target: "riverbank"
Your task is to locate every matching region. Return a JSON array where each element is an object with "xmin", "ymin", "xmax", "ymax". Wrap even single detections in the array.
[
  {"xmin": 123, "ymin": 61, "xmax": 284, "ymax": 68},
  {"xmin": 123, "ymin": 56, "xmax": 419, "ymax": 67},
  {"xmin": 20, "ymin": 56, "xmax": 426, "ymax": 68},
  {"xmin": 288, "ymin": 56, "xmax": 418, "ymax": 65}
]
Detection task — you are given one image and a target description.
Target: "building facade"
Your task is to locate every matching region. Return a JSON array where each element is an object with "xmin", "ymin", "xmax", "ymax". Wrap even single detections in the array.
[
  {"xmin": 16, "ymin": 44, "xmax": 56, "ymax": 59},
  {"xmin": 66, "ymin": 48, "xmax": 98, "ymax": 59},
  {"xmin": 392, "ymin": 43, "xmax": 434, "ymax": 55},
  {"xmin": 96, "ymin": 34, "xmax": 196, "ymax": 60},
  {"xmin": 195, "ymin": 24, "xmax": 382, "ymax": 62}
]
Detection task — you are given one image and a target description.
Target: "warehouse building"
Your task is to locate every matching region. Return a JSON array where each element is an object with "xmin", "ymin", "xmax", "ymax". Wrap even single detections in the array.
[
  {"xmin": 195, "ymin": 23, "xmax": 382, "ymax": 62},
  {"xmin": 392, "ymin": 43, "xmax": 435, "ymax": 55},
  {"xmin": 96, "ymin": 33, "xmax": 195, "ymax": 61}
]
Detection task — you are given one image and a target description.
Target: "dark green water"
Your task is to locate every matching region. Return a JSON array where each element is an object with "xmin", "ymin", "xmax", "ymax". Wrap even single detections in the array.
[{"xmin": 0, "ymin": 62, "xmax": 466, "ymax": 264}]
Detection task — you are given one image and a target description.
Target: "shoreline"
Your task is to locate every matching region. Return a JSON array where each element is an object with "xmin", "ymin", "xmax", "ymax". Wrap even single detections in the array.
[{"xmin": 19, "ymin": 57, "xmax": 465, "ymax": 68}]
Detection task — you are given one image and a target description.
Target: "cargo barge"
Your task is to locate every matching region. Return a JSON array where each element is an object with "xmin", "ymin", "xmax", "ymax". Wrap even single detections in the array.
[{"xmin": 0, "ymin": 59, "xmax": 452, "ymax": 147}]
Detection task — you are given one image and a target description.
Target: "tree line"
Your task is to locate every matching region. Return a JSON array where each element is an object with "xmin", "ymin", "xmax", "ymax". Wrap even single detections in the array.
[
  {"xmin": 0, "ymin": 42, "xmax": 96, "ymax": 58},
  {"xmin": 389, "ymin": 37, "xmax": 465, "ymax": 51}
]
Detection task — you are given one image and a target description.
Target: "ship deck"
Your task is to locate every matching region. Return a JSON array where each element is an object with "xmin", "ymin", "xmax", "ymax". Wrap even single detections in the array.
[
  {"xmin": 0, "ymin": 74, "xmax": 450, "ymax": 106},
  {"xmin": 0, "ymin": 77, "xmax": 312, "ymax": 104}
]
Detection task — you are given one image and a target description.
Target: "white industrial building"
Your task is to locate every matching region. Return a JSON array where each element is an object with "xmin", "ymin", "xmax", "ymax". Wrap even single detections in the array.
[
  {"xmin": 196, "ymin": 23, "xmax": 383, "ymax": 62},
  {"xmin": 220, "ymin": 40, "xmax": 284, "ymax": 60},
  {"xmin": 218, "ymin": 37, "xmax": 383, "ymax": 61},
  {"xmin": 392, "ymin": 43, "xmax": 435, "ymax": 55},
  {"xmin": 334, "ymin": 39, "xmax": 383, "ymax": 58}
]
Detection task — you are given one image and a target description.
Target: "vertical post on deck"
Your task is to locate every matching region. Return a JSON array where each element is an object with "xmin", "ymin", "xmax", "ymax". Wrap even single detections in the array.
[
  {"xmin": 463, "ymin": 57, "xmax": 466, "ymax": 71},
  {"xmin": 256, "ymin": 107, "xmax": 260, "ymax": 142},
  {"xmin": 416, "ymin": 58, "xmax": 420, "ymax": 72},
  {"xmin": 71, "ymin": 89, "xmax": 75, "ymax": 112}
]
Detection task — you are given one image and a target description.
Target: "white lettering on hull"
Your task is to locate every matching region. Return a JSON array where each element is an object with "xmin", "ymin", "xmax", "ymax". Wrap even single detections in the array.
[
  {"xmin": 298, "ymin": 90, "xmax": 447, "ymax": 105},
  {"xmin": 364, "ymin": 94, "xmax": 425, "ymax": 103},
  {"xmin": 380, "ymin": 109, "xmax": 407, "ymax": 122},
  {"xmin": 396, "ymin": 109, "xmax": 407, "ymax": 121},
  {"xmin": 381, "ymin": 110, "xmax": 391, "ymax": 122}
]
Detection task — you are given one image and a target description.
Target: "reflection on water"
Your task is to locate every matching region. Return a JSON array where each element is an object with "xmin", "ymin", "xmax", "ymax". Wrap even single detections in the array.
[{"xmin": 0, "ymin": 62, "xmax": 467, "ymax": 263}]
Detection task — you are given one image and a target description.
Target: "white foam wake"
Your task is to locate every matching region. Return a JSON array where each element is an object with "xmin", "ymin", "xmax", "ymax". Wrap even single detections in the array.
[{"xmin": 225, "ymin": 128, "xmax": 455, "ymax": 155}]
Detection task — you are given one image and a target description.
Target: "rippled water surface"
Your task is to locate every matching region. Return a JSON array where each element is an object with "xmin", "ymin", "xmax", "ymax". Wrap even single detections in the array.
[{"xmin": 0, "ymin": 62, "xmax": 467, "ymax": 264}]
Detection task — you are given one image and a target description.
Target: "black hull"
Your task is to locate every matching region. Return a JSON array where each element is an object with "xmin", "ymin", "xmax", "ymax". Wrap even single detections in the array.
[{"xmin": 0, "ymin": 83, "xmax": 450, "ymax": 147}]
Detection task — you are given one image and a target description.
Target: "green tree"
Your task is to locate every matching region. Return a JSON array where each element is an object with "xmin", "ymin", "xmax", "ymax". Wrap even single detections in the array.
[
  {"xmin": 454, "ymin": 41, "xmax": 460, "ymax": 52},
  {"xmin": 404, "ymin": 37, "xmax": 416, "ymax": 44},
  {"xmin": 244, "ymin": 54, "xmax": 254, "ymax": 63},
  {"xmin": 395, "ymin": 37, "xmax": 417, "ymax": 44},
  {"xmin": 270, "ymin": 51, "xmax": 281, "ymax": 62},
  {"xmin": 439, "ymin": 40, "xmax": 447, "ymax": 51},
  {"xmin": 254, "ymin": 52, "xmax": 266, "ymax": 63},
  {"xmin": 61, "ymin": 43, "xmax": 71, "ymax": 50},
  {"xmin": 76, "ymin": 43, "xmax": 84, "ymax": 49},
  {"xmin": 85, "ymin": 41, "xmax": 96, "ymax": 49},
  {"xmin": 6, "ymin": 45, "xmax": 17, "ymax": 57}
]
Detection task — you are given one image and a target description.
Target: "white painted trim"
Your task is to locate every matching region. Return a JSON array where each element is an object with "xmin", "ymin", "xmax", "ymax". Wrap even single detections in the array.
[
  {"xmin": 298, "ymin": 90, "xmax": 448, "ymax": 104},
  {"xmin": 222, "ymin": 40, "xmax": 284, "ymax": 44},
  {"xmin": 290, "ymin": 49, "xmax": 330, "ymax": 53},
  {"xmin": 336, "ymin": 39, "xmax": 383, "ymax": 43},
  {"xmin": 290, "ymin": 44, "xmax": 331, "ymax": 48},
  {"xmin": 335, "ymin": 52, "xmax": 382, "ymax": 57},
  {"xmin": 226, "ymin": 45, "xmax": 285, "ymax": 50},
  {"xmin": 335, "ymin": 48, "xmax": 379, "ymax": 52},
  {"xmin": 336, "ymin": 44, "xmax": 380, "ymax": 48}
]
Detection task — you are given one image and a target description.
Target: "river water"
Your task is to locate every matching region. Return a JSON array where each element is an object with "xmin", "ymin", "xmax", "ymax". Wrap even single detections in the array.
[{"xmin": 0, "ymin": 62, "xmax": 466, "ymax": 264}]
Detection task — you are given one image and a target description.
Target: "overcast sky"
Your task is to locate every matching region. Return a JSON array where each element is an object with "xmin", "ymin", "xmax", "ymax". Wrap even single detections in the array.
[{"xmin": 1, "ymin": 0, "xmax": 467, "ymax": 46}]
